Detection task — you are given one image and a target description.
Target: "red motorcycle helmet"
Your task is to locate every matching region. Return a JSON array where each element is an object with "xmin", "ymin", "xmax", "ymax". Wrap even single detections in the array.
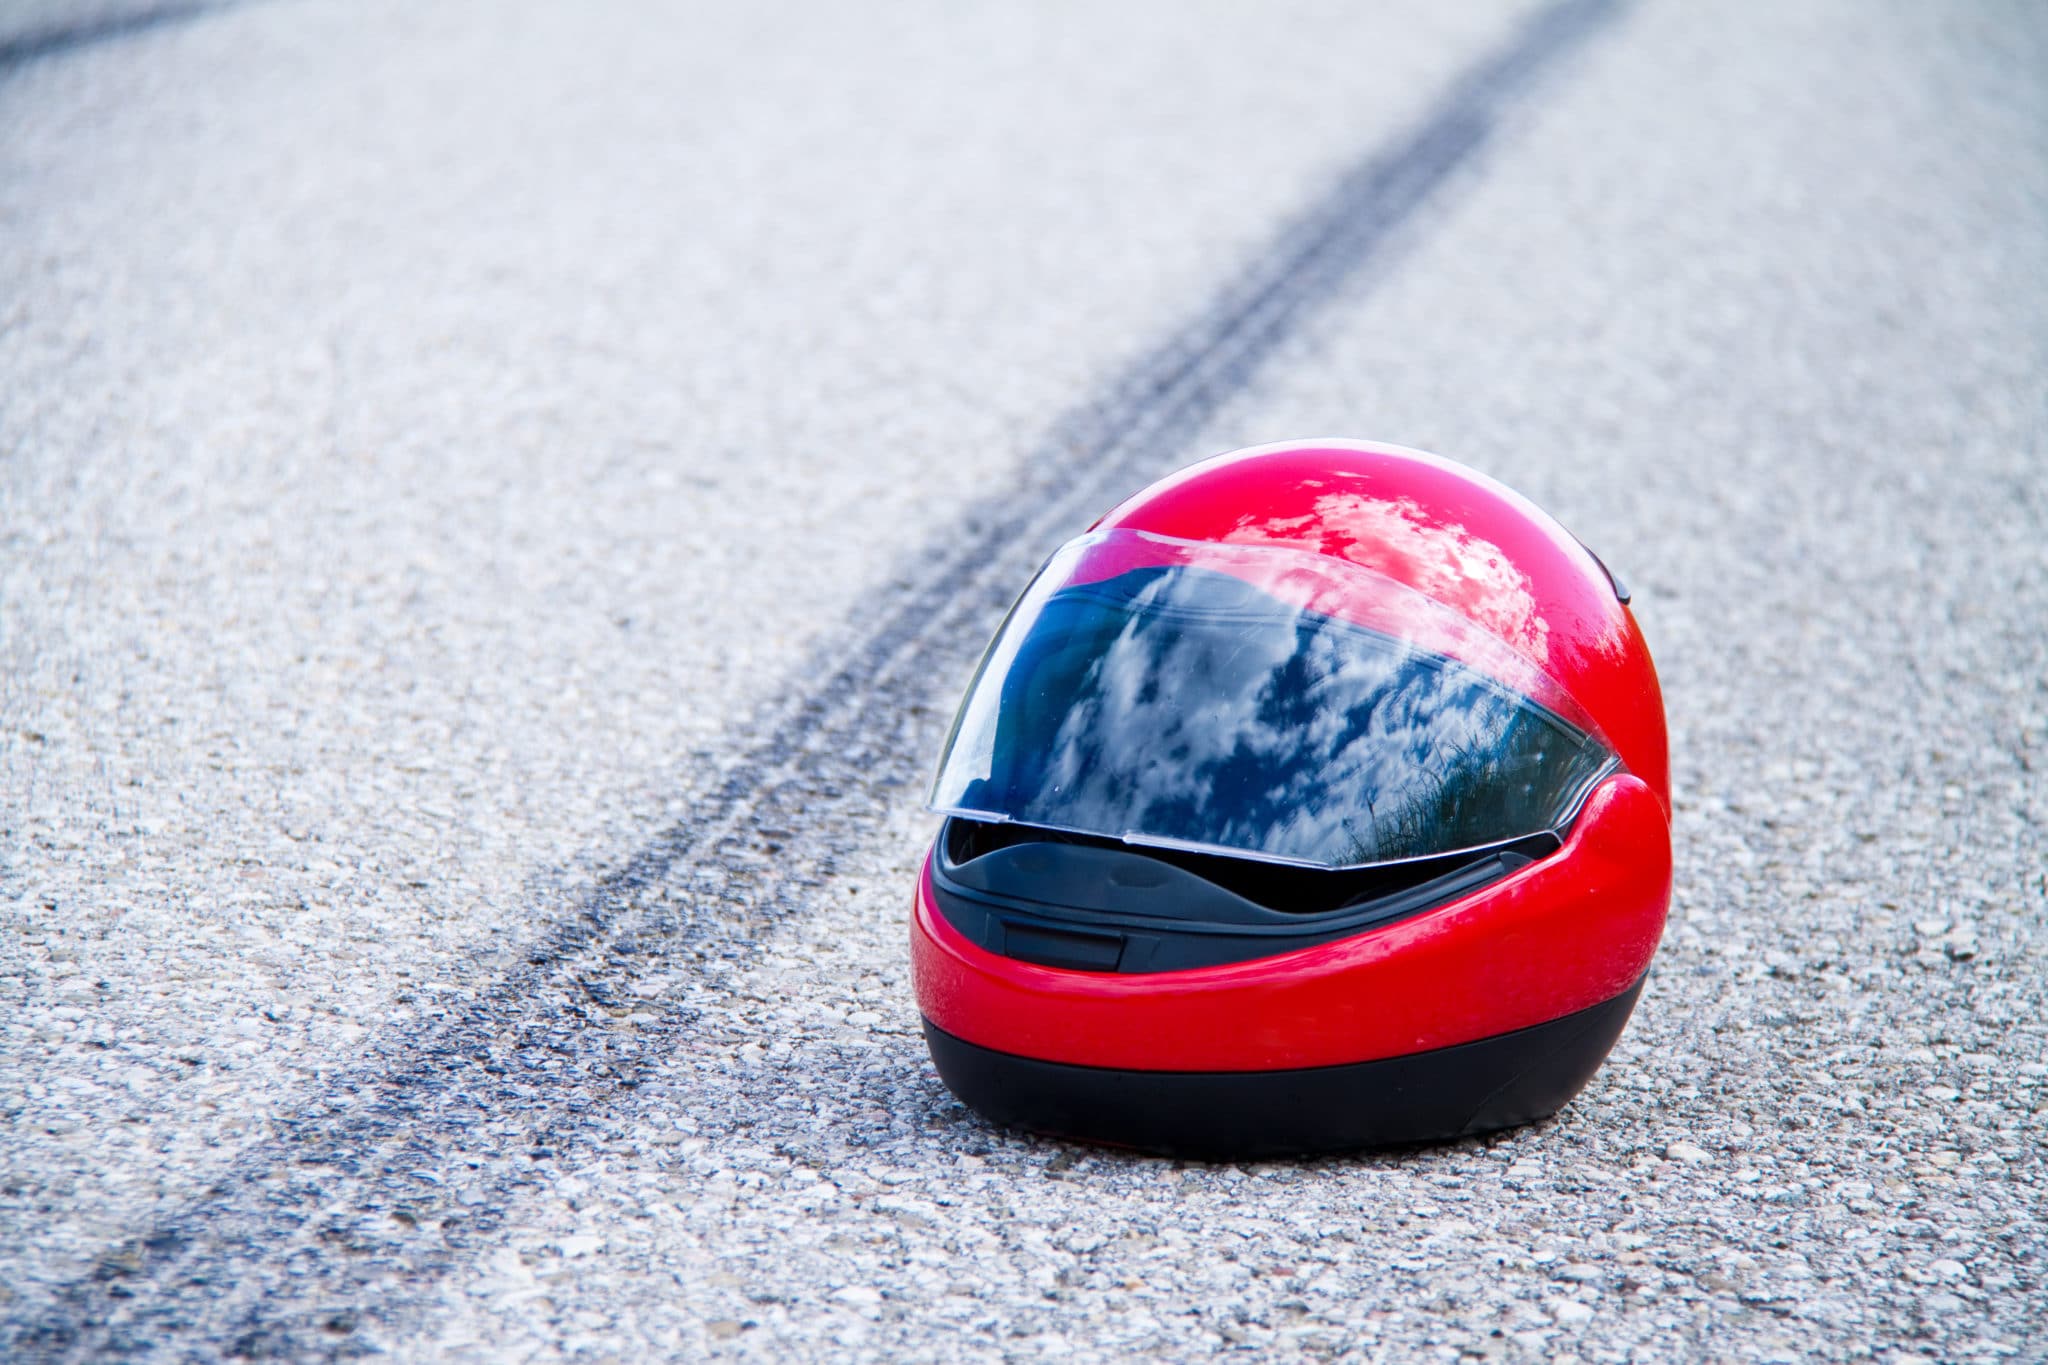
[{"xmin": 911, "ymin": 440, "xmax": 1671, "ymax": 1158}]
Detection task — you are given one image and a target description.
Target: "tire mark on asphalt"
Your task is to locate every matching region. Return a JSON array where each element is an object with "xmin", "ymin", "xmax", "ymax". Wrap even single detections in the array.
[
  {"xmin": 10, "ymin": 0, "xmax": 1628, "ymax": 1355},
  {"xmin": 0, "ymin": 2, "xmax": 221, "ymax": 73}
]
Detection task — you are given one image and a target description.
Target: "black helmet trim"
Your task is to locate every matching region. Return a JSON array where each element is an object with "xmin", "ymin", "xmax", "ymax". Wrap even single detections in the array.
[
  {"xmin": 920, "ymin": 976, "xmax": 1647, "ymax": 1159},
  {"xmin": 931, "ymin": 815, "xmax": 1561, "ymax": 974}
]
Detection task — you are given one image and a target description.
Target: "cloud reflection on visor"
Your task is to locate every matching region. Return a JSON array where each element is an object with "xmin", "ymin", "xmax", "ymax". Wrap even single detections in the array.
[{"xmin": 931, "ymin": 540, "xmax": 1615, "ymax": 869}]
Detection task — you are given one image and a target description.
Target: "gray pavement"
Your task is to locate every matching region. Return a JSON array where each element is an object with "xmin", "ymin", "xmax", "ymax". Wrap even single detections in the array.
[{"xmin": 3, "ymin": 0, "xmax": 2044, "ymax": 1360}]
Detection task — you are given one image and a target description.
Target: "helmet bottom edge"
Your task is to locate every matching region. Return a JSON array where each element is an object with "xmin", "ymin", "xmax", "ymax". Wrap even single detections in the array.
[{"xmin": 922, "ymin": 976, "xmax": 1647, "ymax": 1161}]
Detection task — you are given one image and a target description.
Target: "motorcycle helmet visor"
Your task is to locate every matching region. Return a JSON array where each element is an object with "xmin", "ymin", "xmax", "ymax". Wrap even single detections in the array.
[{"xmin": 930, "ymin": 530, "xmax": 1617, "ymax": 870}]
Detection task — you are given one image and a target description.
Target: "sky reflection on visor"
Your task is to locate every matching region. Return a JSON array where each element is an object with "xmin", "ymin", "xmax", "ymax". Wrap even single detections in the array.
[{"xmin": 931, "ymin": 536, "xmax": 1615, "ymax": 868}]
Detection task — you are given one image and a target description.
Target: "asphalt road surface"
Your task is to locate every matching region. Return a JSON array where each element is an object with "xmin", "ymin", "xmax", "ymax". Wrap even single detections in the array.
[{"xmin": 4, "ymin": 1, "xmax": 2044, "ymax": 1359}]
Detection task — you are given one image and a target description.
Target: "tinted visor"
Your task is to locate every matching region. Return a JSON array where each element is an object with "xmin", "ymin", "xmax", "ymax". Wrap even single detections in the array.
[{"xmin": 930, "ymin": 531, "xmax": 1616, "ymax": 869}]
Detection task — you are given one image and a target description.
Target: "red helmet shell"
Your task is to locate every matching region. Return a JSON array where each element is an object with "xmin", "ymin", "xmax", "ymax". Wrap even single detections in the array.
[{"xmin": 912, "ymin": 440, "xmax": 1673, "ymax": 1156}]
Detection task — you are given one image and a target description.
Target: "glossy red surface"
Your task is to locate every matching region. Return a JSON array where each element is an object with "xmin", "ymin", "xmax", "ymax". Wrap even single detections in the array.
[
  {"xmin": 1090, "ymin": 440, "xmax": 1669, "ymax": 810},
  {"xmin": 912, "ymin": 774, "xmax": 1671, "ymax": 1072}
]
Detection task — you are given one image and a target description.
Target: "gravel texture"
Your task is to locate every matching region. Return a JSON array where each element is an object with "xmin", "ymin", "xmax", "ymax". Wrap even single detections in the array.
[
  {"xmin": 5, "ymin": 0, "xmax": 2045, "ymax": 1360},
  {"xmin": 0, "ymin": 0, "xmax": 1536, "ymax": 1350}
]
